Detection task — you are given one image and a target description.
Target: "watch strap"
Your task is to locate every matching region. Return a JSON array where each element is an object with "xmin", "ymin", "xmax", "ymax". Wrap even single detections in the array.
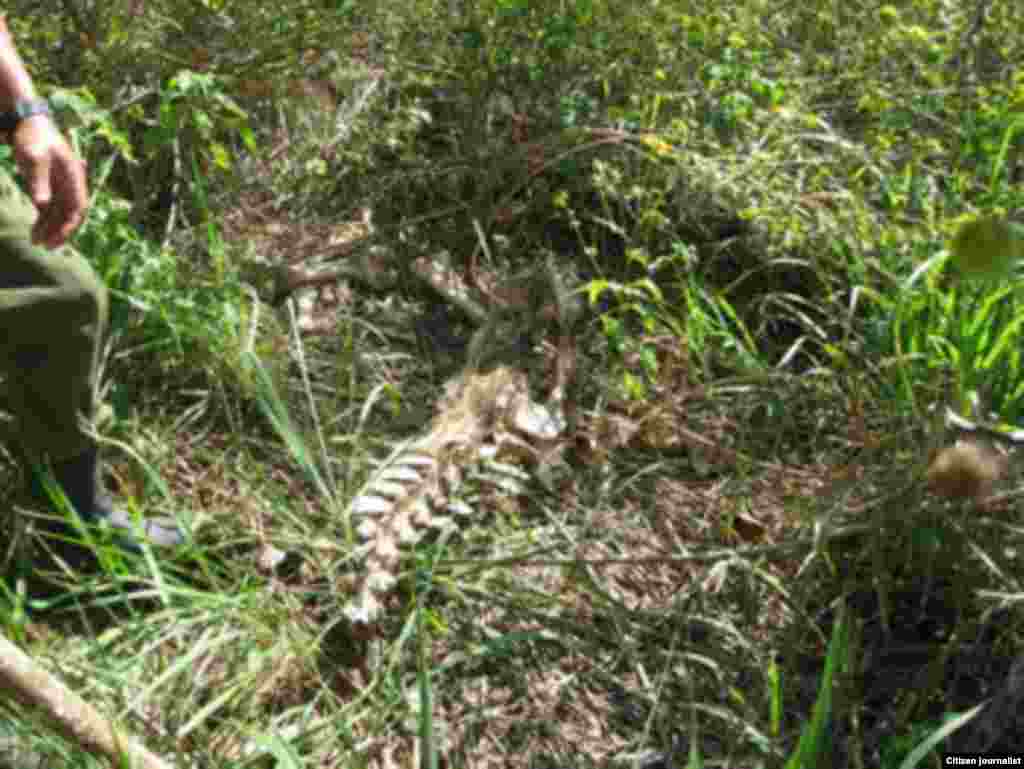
[{"xmin": 0, "ymin": 99, "xmax": 51, "ymax": 133}]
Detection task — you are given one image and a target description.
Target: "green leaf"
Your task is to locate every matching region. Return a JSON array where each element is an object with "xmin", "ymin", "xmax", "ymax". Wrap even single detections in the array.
[
  {"xmin": 209, "ymin": 142, "xmax": 233, "ymax": 171},
  {"xmin": 586, "ymin": 279, "xmax": 612, "ymax": 306},
  {"xmin": 239, "ymin": 124, "xmax": 258, "ymax": 153}
]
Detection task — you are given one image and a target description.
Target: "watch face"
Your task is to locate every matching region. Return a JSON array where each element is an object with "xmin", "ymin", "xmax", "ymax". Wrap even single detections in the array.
[{"xmin": 17, "ymin": 100, "xmax": 50, "ymax": 120}]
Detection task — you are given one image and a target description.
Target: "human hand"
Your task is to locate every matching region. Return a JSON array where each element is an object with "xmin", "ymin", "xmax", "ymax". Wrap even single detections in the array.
[{"xmin": 12, "ymin": 114, "xmax": 88, "ymax": 249}]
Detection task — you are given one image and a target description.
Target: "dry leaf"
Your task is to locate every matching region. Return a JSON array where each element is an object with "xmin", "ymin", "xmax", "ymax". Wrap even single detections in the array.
[{"xmin": 926, "ymin": 441, "xmax": 1006, "ymax": 501}]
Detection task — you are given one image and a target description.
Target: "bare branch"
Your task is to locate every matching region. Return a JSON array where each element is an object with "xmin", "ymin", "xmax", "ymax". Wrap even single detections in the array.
[{"xmin": 0, "ymin": 634, "xmax": 173, "ymax": 769}]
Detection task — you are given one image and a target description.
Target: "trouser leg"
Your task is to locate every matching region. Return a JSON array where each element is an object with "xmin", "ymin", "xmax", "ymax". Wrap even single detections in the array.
[
  {"xmin": 0, "ymin": 170, "xmax": 105, "ymax": 462},
  {"xmin": 0, "ymin": 169, "xmax": 183, "ymax": 550}
]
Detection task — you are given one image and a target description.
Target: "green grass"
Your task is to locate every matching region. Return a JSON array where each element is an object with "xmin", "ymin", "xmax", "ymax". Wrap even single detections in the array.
[{"xmin": 1, "ymin": 0, "xmax": 1023, "ymax": 765}]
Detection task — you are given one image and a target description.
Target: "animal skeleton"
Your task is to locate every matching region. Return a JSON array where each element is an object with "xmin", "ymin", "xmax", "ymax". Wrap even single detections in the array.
[{"xmin": 344, "ymin": 262, "xmax": 577, "ymax": 628}]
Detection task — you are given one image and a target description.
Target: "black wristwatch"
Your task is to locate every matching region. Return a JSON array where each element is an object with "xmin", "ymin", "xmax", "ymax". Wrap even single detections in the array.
[{"xmin": 0, "ymin": 99, "xmax": 51, "ymax": 133}]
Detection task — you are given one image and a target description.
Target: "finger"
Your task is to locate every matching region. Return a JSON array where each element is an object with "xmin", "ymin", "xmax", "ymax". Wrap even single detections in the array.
[
  {"xmin": 61, "ymin": 155, "xmax": 90, "ymax": 222},
  {"xmin": 33, "ymin": 159, "xmax": 89, "ymax": 249},
  {"xmin": 34, "ymin": 201, "xmax": 84, "ymax": 249},
  {"xmin": 31, "ymin": 206, "xmax": 59, "ymax": 248},
  {"xmin": 24, "ymin": 153, "xmax": 53, "ymax": 210},
  {"xmin": 31, "ymin": 199, "xmax": 66, "ymax": 249},
  {"xmin": 58, "ymin": 205, "xmax": 85, "ymax": 244}
]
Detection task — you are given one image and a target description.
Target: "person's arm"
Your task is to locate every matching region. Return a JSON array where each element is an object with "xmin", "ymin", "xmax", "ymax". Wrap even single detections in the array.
[
  {"xmin": 0, "ymin": 16, "xmax": 88, "ymax": 249},
  {"xmin": 0, "ymin": 17, "xmax": 38, "ymax": 107}
]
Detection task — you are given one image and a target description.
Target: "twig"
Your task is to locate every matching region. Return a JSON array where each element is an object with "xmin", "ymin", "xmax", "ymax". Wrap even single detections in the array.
[{"xmin": 160, "ymin": 138, "xmax": 182, "ymax": 249}]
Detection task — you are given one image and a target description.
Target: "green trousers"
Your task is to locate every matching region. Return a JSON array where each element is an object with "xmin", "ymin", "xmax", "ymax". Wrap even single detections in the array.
[{"xmin": 0, "ymin": 169, "xmax": 106, "ymax": 463}]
